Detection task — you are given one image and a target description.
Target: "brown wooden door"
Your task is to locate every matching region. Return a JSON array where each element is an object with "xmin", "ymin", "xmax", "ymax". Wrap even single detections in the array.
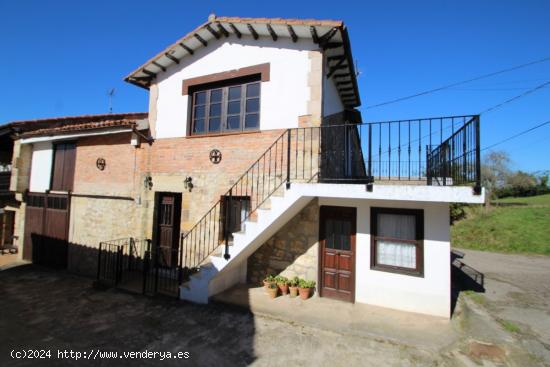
[
  {"xmin": 155, "ymin": 193, "xmax": 181, "ymax": 267},
  {"xmin": 23, "ymin": 193, "xmax": 69, "ymax": 268},
  {"xmin": 319, "ymin": 206, "xmax": 356, "ymax": 302}
]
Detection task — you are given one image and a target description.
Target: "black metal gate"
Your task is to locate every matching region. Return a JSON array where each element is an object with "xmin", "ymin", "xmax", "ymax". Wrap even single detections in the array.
[{"xmin": 96, "ymin": 237, "xmax": 183, "ymax": 298}]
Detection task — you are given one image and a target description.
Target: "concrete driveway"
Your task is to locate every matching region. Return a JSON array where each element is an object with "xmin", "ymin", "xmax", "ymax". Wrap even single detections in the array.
[{"xmin": 0, "ymin": 250, "xmax": 549, "ymax": 366}]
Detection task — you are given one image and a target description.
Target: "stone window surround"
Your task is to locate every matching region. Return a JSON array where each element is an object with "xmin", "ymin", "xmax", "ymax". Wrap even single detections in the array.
[{"xmin": 182, "ymin": 63, "xmax": 270, "ymax": 137}]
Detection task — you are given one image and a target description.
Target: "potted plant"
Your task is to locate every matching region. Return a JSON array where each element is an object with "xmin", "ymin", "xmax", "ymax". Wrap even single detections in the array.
[
  {"xmin": 298, "ymin": 279, "xmax": 316, "ymax": 300},
  {"xmin": 289, "ymin": 276, "xmax": 300, "ymax": 298},
  {"xmin": 276, "ymin": 275, "xmax": 289, "ymax": 295},
  {"xmin": 266, "ymin": 282, "xmax": 278, "ymax": 299},
  {"xmin": 263, "ymin": 275, "xmax": 276, "ymax": 289}
]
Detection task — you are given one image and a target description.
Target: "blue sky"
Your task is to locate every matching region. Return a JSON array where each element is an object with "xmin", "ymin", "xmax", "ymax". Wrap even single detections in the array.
[{"xmin": 1, "ymin": 0, "xmax": 549, "ymax": 172}]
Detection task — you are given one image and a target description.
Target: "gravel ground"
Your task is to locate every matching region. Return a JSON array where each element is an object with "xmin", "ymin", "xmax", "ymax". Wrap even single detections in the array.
[{"xmin": 1, "ymin": 250, "xmax": 549, "ymax": 367}]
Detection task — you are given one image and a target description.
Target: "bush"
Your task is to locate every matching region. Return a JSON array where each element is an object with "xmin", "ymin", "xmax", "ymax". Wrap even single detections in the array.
[{"xmin": 450, "ymin": 203, "xmax": 467, "ymax": 224}]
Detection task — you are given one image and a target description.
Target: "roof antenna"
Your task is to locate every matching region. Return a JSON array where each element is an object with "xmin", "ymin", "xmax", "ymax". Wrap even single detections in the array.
[
  {"xmin": 354, "ymin": 59, "xmax": 362, "ymax": 77},
  {"xmin": 107, "ymin": 88, "xmax": 116, "ymax": 113}
]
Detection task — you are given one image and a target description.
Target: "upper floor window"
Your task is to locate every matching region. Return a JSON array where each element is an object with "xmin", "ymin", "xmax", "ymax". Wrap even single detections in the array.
[{"xmin": 190, "ymin": 79, "xmax": 261, "ymax": 135}]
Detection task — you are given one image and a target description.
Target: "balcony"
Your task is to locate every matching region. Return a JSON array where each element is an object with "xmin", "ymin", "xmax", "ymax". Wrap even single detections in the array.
[{"xmin": 289, "ymin": 114, "xmax": 481, "ymax": 191}]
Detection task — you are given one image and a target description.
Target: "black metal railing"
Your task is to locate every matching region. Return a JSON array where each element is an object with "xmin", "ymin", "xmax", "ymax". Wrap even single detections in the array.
[
  {"xmin": 97, "ymin": 237, "xmax": 182, "ymax": 297},
  {"xmin": 427, "ymin": 116, "xmax": 481, "ymax": 193},
  {"xmin": 179, "ymin": 115, "xmax": 481, "ymax": 275}
]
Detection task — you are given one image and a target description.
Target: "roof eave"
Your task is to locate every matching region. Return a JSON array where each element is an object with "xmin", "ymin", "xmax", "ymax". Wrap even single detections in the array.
[{"xmin": 341, "ymin": 26, "xmax": 361, "ymax": 108}]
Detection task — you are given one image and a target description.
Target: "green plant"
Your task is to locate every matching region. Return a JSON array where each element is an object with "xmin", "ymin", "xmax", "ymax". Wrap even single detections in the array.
[
  {"xmin": 298, "ymin": 279, "xmax": 316, "ymax": 289},
  {"xmin": 267, "ymin": 282, "xmax": 278, "ymax": 289},
  {"xmin": 289, "ymin": 276, "xmax": 300, "ymax": 287},
  {"xmin": 264, "ymin": 275, "xmax": 276, "ymax": 282},
  {"xmin": 499, "ymin": 319, "xmax": 521, "ymax": 333},
  {"xmin": 275, "ymin": 275, "xmax": 288, "ymax": 285}
]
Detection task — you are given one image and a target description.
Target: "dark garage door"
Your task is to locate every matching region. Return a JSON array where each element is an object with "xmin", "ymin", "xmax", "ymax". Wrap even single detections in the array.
[{"xmin": 23, "ymin": 193, "xmax": 70, "ymax": 268}]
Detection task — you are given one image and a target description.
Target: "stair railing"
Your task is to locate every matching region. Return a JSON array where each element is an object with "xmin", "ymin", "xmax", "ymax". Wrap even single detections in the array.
[{"xmin": 179, "ymin": 115, "xmax": 481, "ymax": 274}]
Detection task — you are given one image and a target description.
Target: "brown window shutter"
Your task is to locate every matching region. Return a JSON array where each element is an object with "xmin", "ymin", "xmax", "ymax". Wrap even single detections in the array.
[
  {"xmin": 62, "ymin": 143, "xmax": 76, "ymax": 191},
  {"xmin": 51, "ymin": 142, "xmax": 76, "ymax": 191}
]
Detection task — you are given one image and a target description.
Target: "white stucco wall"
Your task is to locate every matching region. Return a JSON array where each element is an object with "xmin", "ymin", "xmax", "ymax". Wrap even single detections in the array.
[
  {"xmin": 153, "ymin": 36, "xmax": 325, "ymax": 139},
  {"xmin": 318, "ymin": 196, "xmax": 451, "ymax": 318},
  {"xmin": 323, "ymin": 75, "xmax": 345, "ymax": 117},
  {"xmin": 29, "ymin": 142, "xmax": 53, "ymax": 192}
]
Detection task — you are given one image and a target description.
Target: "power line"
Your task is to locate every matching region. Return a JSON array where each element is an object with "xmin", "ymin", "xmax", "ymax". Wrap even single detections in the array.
[
  {"xmin": 479, "ymin": 81, "xmax": 550, "ymax": 115},
  {"xmin": 481, "ymin": 119, "xmax": 550, "ymax": 152},
  {"xmin": 365, "ymin": 56, "xmax": 550, "ymax": 109}
]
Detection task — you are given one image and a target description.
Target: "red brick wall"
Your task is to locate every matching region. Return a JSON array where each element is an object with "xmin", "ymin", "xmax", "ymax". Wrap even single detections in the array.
[
  {"xmin": 71, "ymin": 129, "xmax": 285, "ymax": 232},
  {"xmin": 141, "ymin": 130, "xmax": 285, "ymax": 227},
  {"xmin": 73, "ymin": 133, "xmax": 138, "ymax": 196}
]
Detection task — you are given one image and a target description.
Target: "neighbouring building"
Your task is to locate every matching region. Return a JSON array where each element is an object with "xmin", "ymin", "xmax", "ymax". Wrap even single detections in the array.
[{"xmin": 6, "ymin": 15, "xmax": 484, "ymax": 318}]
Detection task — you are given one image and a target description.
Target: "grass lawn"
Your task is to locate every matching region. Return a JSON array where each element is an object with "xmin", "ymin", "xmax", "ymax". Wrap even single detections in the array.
[{"xmin": 451, "ymin": 194, "xmax": 550, "ymax": 255}]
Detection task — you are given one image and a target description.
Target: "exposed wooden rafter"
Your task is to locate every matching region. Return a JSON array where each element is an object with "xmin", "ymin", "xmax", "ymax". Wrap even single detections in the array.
[
  {"xmin": 194, "ymin": 33, "xmax": 208, "ymax": 47},
  {"xmin": 179, "ymin": 43, "xmax": 194, "ymax": 55},
  {"xmin": 338, "ymin": 87, "xmax": 354, "ymax": 92},
  {"xmin": 141, "ymin": 69, "xmax": 156, "ymax": 77},
  {"xmin": 310, "ymin": 26, "xmax": 319, "ymax": 43},
  {"xmin": 205, "ymin": 24, "xmax": 221, "ymax": 39},
  {"xmin": 165, "ymin": 53, "xmax": 179, "ymax": 64},
  {"xmin": 152, "ymin": 61, "xmax": 166, "ymax": 72},
  {"xmin": 329, "ymin": 65, "xmax": 348, "ymax": 78},
  {"xmin": 324, "ymin": 42, "xmax": 343, "ymax": 49},
  {"xmin": 327, "ymin": 57, "xmax": 347, "ymax": 78},
  {"xmin": 131, "ymin": 76, "xmax": 154, "ymax": 82},
  {"xmin": 327, "ymin": 55, "xmax": 346, "ymax": 62},
  {"xmin": 216, "ymin": 23, "xmax": 229, "ymax": 37},
  {"xmin": 332, "ymin": 73, "xmax": 349, "ymax": 79},
  {"xmin": 266, "ymin": 24, "xmax": 278, "ymax": 41},
  {"xmin": 319, "ymin": 28, "xmax": 338, "ymax": 47},
  {"xmin": 336, "ymin": 81, "xmax": 352, "ymax": 86},
  {"xmin": 247, "ymin": 23, "xmax": 259, "ymax": 40},
  {"xmin": 287, "ymin": 25, "xmax": 298, "ymax": 42},
  {"xmin": 229, "ymin": 23, "xmax": 242, "ymax": 38}
]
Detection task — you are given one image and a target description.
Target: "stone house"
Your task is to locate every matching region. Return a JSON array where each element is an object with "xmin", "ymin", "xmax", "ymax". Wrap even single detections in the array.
[{"xmin": 6, "ymin": 15, "xmax": 484, "ymax": 318}]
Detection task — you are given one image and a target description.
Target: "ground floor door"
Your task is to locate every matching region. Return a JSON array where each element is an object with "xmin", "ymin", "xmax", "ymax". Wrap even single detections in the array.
[
  {"xmin": 319, "ymin": 205, "xmax": 356, "ymax": 302},
  {"xmin": 23, "ymin": 193, "xmax": 70, "ymax": 268},
  {"xmin": 154, "ymin": 192, "xmax": 182, "ymax": 268},
  {"xmin": 0, "ymin": 209, "xmax": 15, "ymax": 246}
]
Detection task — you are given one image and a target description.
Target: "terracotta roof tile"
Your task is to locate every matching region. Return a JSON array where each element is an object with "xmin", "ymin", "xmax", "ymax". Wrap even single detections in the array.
[{"xmin": 7, "ymin": 112, "xmax": 148, "ymax": 138}]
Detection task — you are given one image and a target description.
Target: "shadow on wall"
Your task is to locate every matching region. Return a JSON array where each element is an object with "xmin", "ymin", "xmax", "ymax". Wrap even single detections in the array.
[
  {"xmin": 29, "ymin": 233, "xmax": 103, "ymax": 277},
  {"xmin": 246, "ymin": 199, "xmax": 319, "ymax": 285}
]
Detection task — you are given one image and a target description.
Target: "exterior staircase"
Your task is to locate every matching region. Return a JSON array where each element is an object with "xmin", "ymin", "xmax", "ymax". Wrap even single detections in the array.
[
  {"xmin": 178, "ymin": 116, "xmax": 482, "ymax": 303},
  {"xmin": 180, "ymin": 185, "xmax": 313, "ymax": 303}
]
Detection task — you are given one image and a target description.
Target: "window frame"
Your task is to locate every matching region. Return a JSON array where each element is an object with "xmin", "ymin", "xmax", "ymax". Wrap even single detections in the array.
[
  {"xmin": 188, "ymin": 76, "xmax": 262, "ymax": 136},
  {"xmin": 370, "ymin": 207, "xmax": 424, "ymax": 277}
]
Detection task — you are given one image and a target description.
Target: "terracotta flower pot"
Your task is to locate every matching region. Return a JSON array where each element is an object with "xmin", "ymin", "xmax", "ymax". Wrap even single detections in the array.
[
  {"xmin": 298, "ymin": 287, "xmax": 311, "ymax": 300},
  {"xmin": 289, "ymin": 286, "xmax": 298, "ymax": 298},
  {"xmin": 267, "ymin": 286, "xmax": 278, "ymax": 299},
  {"xmin": 263, "ymin": 280, "xmax": 276, "ymax": 289},
  {"xmin": 278, "ymin": 283, "xmax": 289, "ymax": 295}
]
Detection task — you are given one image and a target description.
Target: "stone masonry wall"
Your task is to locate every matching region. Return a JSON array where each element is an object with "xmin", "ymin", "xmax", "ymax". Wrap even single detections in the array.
[
  {"xmin": 67, "ymin": 196, "xmax": 140, "ymax": 276},
  {"xmin": 247, "ymin": 198, "xmax": 319, "ymax": 285}
]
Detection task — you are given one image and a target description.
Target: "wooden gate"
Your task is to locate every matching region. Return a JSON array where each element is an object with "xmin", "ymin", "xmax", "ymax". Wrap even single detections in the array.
[{"xmin": 23, "ymin": 192, "xmax": 70, "ymax": 268}]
